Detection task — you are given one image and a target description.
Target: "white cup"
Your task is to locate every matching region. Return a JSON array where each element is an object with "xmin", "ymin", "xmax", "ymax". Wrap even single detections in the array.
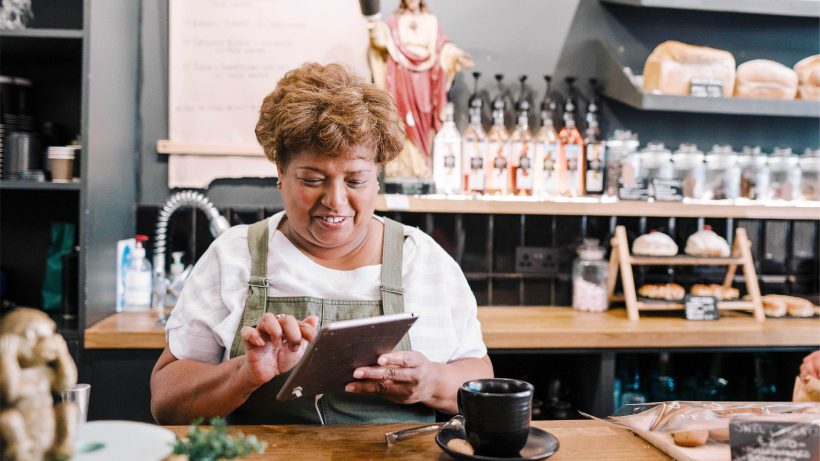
[{"xmin": 62, "ymin": 383, "xmax": 91, "ymax": 425}]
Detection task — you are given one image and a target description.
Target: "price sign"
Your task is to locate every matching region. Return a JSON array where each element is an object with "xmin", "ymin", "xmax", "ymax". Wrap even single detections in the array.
[
  {"xmin": 684, "ymin": 295, "xmax": 720, "ymax": 320},
  {"xmin": 618, "ymin": 178, "xmax": 651, "ymax": 201},
  {"xmin": 652, "ymin": 178, "xmax": 684, "ymax": 201}
]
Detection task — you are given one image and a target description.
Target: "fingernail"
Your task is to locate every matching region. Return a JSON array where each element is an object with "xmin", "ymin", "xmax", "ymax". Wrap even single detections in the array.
[
  {"xmin": 353, "ymin": 370, "xmax": 364, "ymax": 378},
  {"xmin": 345, "ymin": 385, "xmax": 355, "ymax": 392},
  {"xmin": 291, "ymin": 343, "xmax": 300, "ymax": 352},
  {"xmin": 378, "ymin": 357, "xmax": 387, "ymax": 365}
]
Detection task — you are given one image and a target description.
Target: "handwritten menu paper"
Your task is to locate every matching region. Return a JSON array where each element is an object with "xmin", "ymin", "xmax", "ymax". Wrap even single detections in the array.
[{"xmin": 167, "ymin": 0, "xmax": 370, "ymax": 156}]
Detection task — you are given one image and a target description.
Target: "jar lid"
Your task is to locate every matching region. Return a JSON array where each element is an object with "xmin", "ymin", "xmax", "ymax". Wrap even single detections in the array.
[
  {"xmin": 673, "ymin": 144, "xmax": 704, "ymax": 164},
  {"xmin": 708, "ymin": 144, "xmax": 735, "ymax": 155},
  {"xmin": 768, "ymin": 146, "xmax": 798, "ymax": 168},
  {"xmin": 799, "ymin": 148, "xmax": 820, "ymax": 170},
  {"xmin": 577, "ymin": 238, "xmax": 606, "ymax": 260},
  {"xmin": 737, "ymin": 146, "xmax": 767, "ymax": 167}
]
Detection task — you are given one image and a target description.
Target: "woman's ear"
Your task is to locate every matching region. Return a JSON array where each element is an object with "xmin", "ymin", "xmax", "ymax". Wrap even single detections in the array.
[{"xmin": 276, "ymin": 163, "xmax": 284, "ymax": 188}]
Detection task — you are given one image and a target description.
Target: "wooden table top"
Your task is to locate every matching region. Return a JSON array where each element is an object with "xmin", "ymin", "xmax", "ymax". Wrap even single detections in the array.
[
  {"xmin": 165, "ymin": 419, "xmax": 671, "ymax": 461},
  {"xmin": 84, "ymin": 307, "xmax": 820, "ymax": 350}
]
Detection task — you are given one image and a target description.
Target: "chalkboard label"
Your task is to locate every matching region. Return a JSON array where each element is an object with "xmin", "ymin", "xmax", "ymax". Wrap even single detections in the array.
[
  {"xmin": 684, "ymin": 295, "xmax": 720, "ymax": 320},
  {"xmin": 730, "ymin": 418, "xmax": 819, "ymax": 461},
  {"xmin": 619, "ymin": 178, "xmax": 650, "ymax": 201},
  {"xmin": 652, "ymin": 178, "xmax": 684, "ymax": 202}
]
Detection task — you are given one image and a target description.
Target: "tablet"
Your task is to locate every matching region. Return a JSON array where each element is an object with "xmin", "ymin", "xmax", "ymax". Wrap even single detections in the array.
[{"xmin": 276, "ymin": 312, "xmax": 419, "ymax": 401}]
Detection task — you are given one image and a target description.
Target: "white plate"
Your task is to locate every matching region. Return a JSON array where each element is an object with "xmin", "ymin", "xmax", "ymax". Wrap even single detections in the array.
[{"xmin": 74, "ymin": 420, "xmax": 175, "ymax": 461}]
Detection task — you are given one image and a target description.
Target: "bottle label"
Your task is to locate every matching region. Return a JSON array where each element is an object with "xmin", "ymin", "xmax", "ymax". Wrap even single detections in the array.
[
  {"xmin": 513, "ymin": 141, "xmax": 534, "ymax": 192},
  {"xmin": 565, "ymin": 144, "xmax": 582, "ymax": 192},
  {"xmin": 124, "ymin": 271, "xmax": 152, "ymax": 308},
  {"xmin": 488, "ymin": 141, "xmax": 509, "ymax": 191},
  {"xmin": 464, "ymin": 141, "xmax": 486, "ymax": 191},
  {"xmin": 536, "ymin": 142, "xmax": 558, "ymax": 195},
  {"xmin": 585, "ymin": 143, "xmax": 605, "ymax": 193}
]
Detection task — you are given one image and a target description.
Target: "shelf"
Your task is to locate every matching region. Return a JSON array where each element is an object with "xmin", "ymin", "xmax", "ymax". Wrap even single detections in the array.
[
  {"xmin": 629, "ymin": 256, "xmax": 744, "ymax": 265},
  {"xmin": 374, "ymin": 194, "xmax": 820, "ymax": 220},
  {"xmin": 600, "ymin": 0, "xmax": 820, "ymax": 17},
  {"xmin": 0, "ymin": 180, "xmax": 81, "ymax": 191},
  {"xmin": 0, "ymin": 28, "xmax": 84, "ymax": 39},
  {"xmin": 636, "ymin": 301, "xmax": 755, "ymax": 310},
  {"xmin": 598, "ymin": 41, "xmax": 820, "ymax": 118}
]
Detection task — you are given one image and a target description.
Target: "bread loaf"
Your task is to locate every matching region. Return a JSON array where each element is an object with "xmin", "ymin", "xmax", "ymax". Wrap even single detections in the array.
[
  {"xmin": 794, "ymin": 54, "xmax": 820, "ymax": 101},
  {"xmin": 672, "ymin": 430, "xmax": 709, "ymax": 447},
  {"xmin": 643, "ymin": 41, "xmax": 736, "ymax": 96},
  {"xmin": 734, "ymin": 59, "xmax": 798, "ymax": 100},
  {"xmin": 691, "ymin": 283, "xmax": 739, "ymax": 300},
  {"xmin": 632, "ymin": 231, "xmax": 678, "ymax": 256},
  {"xmin": 685, "ymin": 227, "xmax": 731, "ymax": 257},
  {"xmin": 639, "ymin": 283, "xmax": 685, "ymax": 300}
]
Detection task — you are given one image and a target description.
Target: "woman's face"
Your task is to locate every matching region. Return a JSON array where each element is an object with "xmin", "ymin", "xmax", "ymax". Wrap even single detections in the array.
[{"xmin": 278, "ymin": 147, "xmax": 380, "ymax": 252}]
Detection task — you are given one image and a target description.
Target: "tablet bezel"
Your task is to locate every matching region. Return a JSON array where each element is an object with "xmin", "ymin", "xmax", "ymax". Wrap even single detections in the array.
[{"xmin": 275, "ymin": 312, "xmax": 419, "ymax": 401}]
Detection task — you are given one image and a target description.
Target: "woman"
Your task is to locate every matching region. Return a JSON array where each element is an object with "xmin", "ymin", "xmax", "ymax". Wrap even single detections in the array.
[{"xmin": 150, "ymin": 62, "xmax": 493, "ymax": 425}]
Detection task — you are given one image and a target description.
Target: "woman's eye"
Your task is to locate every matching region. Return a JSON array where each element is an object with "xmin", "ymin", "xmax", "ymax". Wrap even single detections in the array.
[
  {"xmin": 347, "ymin": 179, "xmax": 367, "ymax": 187},
  {"xmin": 300, "ymin": 178, "xmax": 324, "ymax": 186}
]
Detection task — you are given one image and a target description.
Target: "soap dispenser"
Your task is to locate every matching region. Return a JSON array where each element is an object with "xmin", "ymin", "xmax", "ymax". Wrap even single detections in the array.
[{"xmin": 124, "ymin": 235, "xmax": 153, "ymax": 311}]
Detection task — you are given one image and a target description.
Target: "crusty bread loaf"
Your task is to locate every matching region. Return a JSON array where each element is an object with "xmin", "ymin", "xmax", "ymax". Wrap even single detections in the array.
[
  {"xmin": 691, "ymin": 283, "xmax": 739, "ymax": 300},
  {"xmin": 734, "ymin": 59, "xmax": 798, "ymax": 100},
  {"xmin": 632, "ymin": 231, "xmax": 678, "ymax": 256},
  {"xmin": 639, "ymin": 283, "xmax": 685, "ymax": 300},
  {"xmin": 794, "ymin": 54, "xmax": 820, "ymax": 101},
  {"xmin": 643, "ymin": 41, "xmax": 736, "ymax": 96},
  {"xmin": 672, "ymin": 430, "xmax": 709, "ymax": 447}
]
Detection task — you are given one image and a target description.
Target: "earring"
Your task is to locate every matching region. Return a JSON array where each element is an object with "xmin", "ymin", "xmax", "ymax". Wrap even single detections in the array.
[{"xmin": 276, "ymin": 180, "xmax": 282, "ymax": 189}]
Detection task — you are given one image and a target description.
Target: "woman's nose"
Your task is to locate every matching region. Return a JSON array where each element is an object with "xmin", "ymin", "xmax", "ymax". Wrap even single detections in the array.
[{"xmin": 321, "ymin": 181, "xmax": 349, "ymax": 209}]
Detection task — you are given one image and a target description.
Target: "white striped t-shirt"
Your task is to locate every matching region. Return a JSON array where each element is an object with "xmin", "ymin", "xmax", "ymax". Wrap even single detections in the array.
[{"xmin": 165, "ymin": 211, "xmax": 487, "ymax": 365}]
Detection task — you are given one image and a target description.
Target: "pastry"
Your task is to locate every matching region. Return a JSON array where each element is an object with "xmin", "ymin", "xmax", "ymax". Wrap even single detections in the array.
[
  {"xmin": 632, "ymin": 231, "xmax": 678, "ymax": 256},
  {"xmin": 684, "ymin": 226, "xmax": 731, "ymax": 257},
  {"xmin": 734, "ymin": 59, "xmax": 798, "ymax": 100},
  {"xmin": 794, "ymin": 375, "xmax": 820, "ymax": 402},
  {"xmin": 763, "ymin": 295, "xmax": 814, "ymax": 317},
  {"xmin": 639, "ymin": 283, "xmax": 685, "ymax": 300},
  {"xmin": 690, "ymin": 284, "xmax": 739, "ymax": 300},
  {"xmin": 762, "ymin": 297, "xmax": 787, "ymax": 318},
  {"xmin": 671, "ymin": 430, "xmax": 709, "ymax": 447},
  {"xmin": 794, "ymin": 54, "xmax": 820, "ymax": 101},
  {"xmin": 643, "ymin": 41, "xmax": 736, "ymax": 96},
  {"xmin": 709, "ymin": 427, "xmax": 729, "ymax": 442}
]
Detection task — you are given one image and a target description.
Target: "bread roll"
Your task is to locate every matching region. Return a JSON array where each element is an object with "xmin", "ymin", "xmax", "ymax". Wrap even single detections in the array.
[
  {"xmin": 639, "ymin": 283, "xmax": 685, "ymax": 300},
  {"xmin": 764, "ymin": 294, "xmax": 815, "ymax": 317},
  {"xmin": 685, "ymin": 227, "xmax": 731, "ymax": 257},
  {"xmin": 643, "ymin": 41, "xmax": 735, "ymax": 96},
  {"xmin": 691, "ymin": 284, "xmax": 739, "ymax": 300},
  {"xmin": 794, "ymin": 54, "xmax": 820, "ymax": 101},
  {"xmin": 672, "ymin": 430, "xmax": 709, "ymax": 447},
  {"xmin": 734, "ymin": 59, "xmax": 798, "ymax": 100},
  {"xmin": 763, "ymin": 297, "xmax": 787, "ymax": 318},
  {"xmin": 632, "ymin": 231, "xmax": 678, "ymax": 256}
]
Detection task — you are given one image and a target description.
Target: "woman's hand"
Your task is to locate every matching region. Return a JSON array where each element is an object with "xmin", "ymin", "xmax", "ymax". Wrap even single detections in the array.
[
  {"xmin": 800, "ymin": 350, "xmax": 820, "ymax": 379},
  {"xmin": 238, "ymin": 313, "xmax": 319, "ymax": 387},
  {"xmin": 345, "ymin": 351, "xmax": 441, "ymax": 406}
]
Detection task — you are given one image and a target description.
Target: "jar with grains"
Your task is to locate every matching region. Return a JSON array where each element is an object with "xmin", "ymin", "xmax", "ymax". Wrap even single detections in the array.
[
  {"xmin": 638, "ymin": 142, "xmax": 674, "ymax": 183},
  {"xmin": 798, "ymin": 148, "xmax": 820, "ymax": 201},
  {"xmin": 572, "ymin": 238, "xmax": 609, "ymax": 312},
  {"xmin": 605, "ymin": 130, "xmax": 640, "ymax": 197},
  {"xmin": 767, "ymin": 147, "xmax": 801, "ymax": 201},
  {"xmin": 704, "ymin": 144, "xmax": 740, "ymax": 200},
  {"xmin": 736, "ymin": 146, "xmax": 769, "ymax": 200},
  {"xmin": 672, "ymin": 143, "xmax": 705, "ymax": 199}
]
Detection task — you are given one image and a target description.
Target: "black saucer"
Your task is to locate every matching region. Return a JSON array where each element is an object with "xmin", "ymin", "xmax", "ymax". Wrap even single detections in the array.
[{"xmin": 435, "ymin": 425, "xmax": 559, "ymax": 461}]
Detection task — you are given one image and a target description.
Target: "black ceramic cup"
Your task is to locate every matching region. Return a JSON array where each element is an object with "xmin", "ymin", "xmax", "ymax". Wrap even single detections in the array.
[{"xmin": 458, "ymin": 378, "xmax": 533, "ymax": 457}]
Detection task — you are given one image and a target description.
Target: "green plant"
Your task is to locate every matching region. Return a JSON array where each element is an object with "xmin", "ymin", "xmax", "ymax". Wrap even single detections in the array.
[{"xmin": 171, "ymin": 417, "xmax": 266, "ymax": 461}]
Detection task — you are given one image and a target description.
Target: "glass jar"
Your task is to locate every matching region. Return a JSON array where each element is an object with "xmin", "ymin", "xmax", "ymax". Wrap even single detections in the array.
[
  {"xmin": 605, "ymin": 130, "xmax": 640, "ymax": 197},
  {"xmin": 704, "ymin": 144, "xmax": 740, "ymax": 200},
  {"xmin": 672, "ymin": 143, "xmax": 705, "ymax": 199},
  {"xmin": 637, "ymin": 142, "xmax": 674, "ymax": 183},
  {"xmin": 799, "ymin": 148, "xmax": 820, "ymax": 201},
  {"xmin": 736, "ymin": 146, "xmax": 769, "ymax": 200},
  {"xmin": 572, "ymin": 238, "xmax": 609, "ymax": 312},
  {"xmin": 767, "ymin": 147, "xmax": 801, "ymax": 201}
]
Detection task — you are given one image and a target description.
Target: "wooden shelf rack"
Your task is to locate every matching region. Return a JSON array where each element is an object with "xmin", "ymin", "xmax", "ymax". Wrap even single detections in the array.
[{"xmin": 607, "ymin": 225, "xmax": 765, "ymax": 321}]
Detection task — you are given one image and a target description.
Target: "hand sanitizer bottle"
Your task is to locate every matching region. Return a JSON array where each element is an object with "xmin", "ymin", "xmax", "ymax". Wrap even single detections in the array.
[{"xmin": 124, "ymin": 235, "xmax": 152, "ymax": 311}]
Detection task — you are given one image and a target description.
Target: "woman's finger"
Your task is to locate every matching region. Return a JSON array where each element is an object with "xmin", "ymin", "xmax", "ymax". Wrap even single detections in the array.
[
  {"xmin": 278, "ymin": 315, "xmax": 303, "ymax": 351},
  {"xmin": 377, "ymin": 351, "xmax": 421, "ymax": 367},
  {"xmin": 240, "ymin": 326, "xmax": 265, "ymax": 347},
  {"xmin": 257, "ymin": 312, "xmax": 283, "ymax": 342},
  {"xmin": 353, "ymin": 365, "xmax": 412, "ymax": 382},
  {"xmin": 345, "ymin": 379, "xmax": 394, "ymax": 395},
  {"xmin": 298, "ymin": 320, "xmax": 318, "ymax": 342}
]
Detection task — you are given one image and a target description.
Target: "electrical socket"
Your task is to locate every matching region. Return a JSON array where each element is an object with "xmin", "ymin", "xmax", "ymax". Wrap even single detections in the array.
[{"xmin": 515, "ymin": 247, "xmax": 559, "ymax": 274}]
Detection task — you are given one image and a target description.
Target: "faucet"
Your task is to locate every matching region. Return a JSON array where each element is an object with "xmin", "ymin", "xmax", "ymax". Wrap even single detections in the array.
[{"xmin": 152, "ymin": 190, "xmax": 231, "ymax": 321}]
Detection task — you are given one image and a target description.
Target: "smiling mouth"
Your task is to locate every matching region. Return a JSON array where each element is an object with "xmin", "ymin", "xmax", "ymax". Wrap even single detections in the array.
[{"xmin": 317, "ymin": 216, "xmax": 349, "ymax": 224}]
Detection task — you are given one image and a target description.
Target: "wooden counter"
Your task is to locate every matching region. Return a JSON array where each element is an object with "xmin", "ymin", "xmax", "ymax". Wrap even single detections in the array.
[
  {"xmin": 166, "ymin": 419, "xmax": 670, "ymax": 460},
  {"xmin": 84, "ymin": 307, "xmax": 820, "ymax": 350}
]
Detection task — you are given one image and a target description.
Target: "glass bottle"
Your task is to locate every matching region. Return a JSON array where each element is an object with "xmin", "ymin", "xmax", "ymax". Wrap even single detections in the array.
[
  {"xmin": 799, "ymin": 148, "xmax": 820, "ymax": 201},
  {"xmin": 671, "ymin": 143, "xmax": 705, "ymax": 199},
  {"xmin": 572, "ymin": 238, "xmax": 609, "ymax": 312},
  {"xmin": 605, "ymin": 130, "xmax": 640, "ymax": 197},
  {"xmin": 486, "ymin": 74, "xmax": 511, "ymax": 195},
  {"xmin": 767, "ymin": 147, "xmax": 801, "ymax": 201},
  {"xmin": 584, "ymin": 79, "xmax": 606, "ymax": 195},
  {"xmin": 125, "ymin": 235, "xmax": 153, "ymax": 311},
  {"xmin": 462, "ymin": 100, "xmax": 489, "ymax": 195},
  {"xmin": 511, "ymin": 75, "xmax": 534, "ymax": 196},
  {"xmin": 534, "ymin": 75, "xmax": 561, "ymax": 198},
  {"xmin": 432, "ymin": 102, "xmax": 462, "ymax": 195},
  {"xmin": 559, "ymin": 77, "xmax": 585, "ymax": 197},
  {"xmin": 704, "ymin": 144, "xmax": 740, "ymax": 200},
  {"xmin": 736, "ymin": 146, "xmax": 769, "ymax": 200},
  {"xmin": 638, "ymin": 142, "xmax": 673, "ymax": 199}
]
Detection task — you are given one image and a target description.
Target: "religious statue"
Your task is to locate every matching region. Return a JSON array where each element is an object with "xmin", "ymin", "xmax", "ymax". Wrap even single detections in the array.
[
  {"xmin": 368, "ymin": 0, "xmax": 473, "ymax": 182},
  {"xmin": 0, "ymin": 308, "xmax": 78, "ymax": 461}
]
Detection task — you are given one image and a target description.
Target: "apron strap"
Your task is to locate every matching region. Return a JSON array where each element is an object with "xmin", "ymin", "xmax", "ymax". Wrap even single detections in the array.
[
  {"xmin": 380, "ymin": 217, "xmax": 411, "ymax": 351},
  {"xmin": 230, "ymin": 218, "xmax": 271, "ymax": 358}
]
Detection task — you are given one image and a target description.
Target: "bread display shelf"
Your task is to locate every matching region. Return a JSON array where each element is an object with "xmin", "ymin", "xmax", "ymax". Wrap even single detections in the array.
[
  {"xmin": 608, "ymin": 225, "xmax": 765, "ymax": 321},
  {"xmin": 598, "ymin": 41, "xmax": 820, "ymax": 118},
  {"xmin": 600, "ymin": 0, "xmax": 820, "ymax": 18},
  {"xmin": 374, "ymin": 194, "xmax": 820, "ymax": 220}
]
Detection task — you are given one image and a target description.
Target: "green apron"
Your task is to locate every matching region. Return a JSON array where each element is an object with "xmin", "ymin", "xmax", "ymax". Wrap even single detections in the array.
[{"xmin": 227, "ymin": 217, "xmax": 435, "ymax": 425}]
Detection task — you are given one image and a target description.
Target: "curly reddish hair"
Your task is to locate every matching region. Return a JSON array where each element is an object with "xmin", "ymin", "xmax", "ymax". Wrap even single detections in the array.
[{"xmin": 255, "ymin": 62, "xmax": 404, "ymax": 167}]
